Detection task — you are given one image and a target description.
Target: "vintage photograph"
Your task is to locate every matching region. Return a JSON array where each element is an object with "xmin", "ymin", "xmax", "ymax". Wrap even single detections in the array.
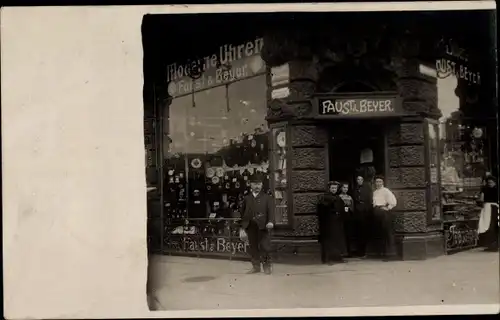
[{"xmin": 143, "ymin": 8, "xmax": 499, "ymax": 311}]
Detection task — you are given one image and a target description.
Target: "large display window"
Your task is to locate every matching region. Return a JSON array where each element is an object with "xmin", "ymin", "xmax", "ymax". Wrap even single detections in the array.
[
  {"xmin": 436, "ymin": 73, "xmax": 494, "ymax": 253},
  {"xmin": 161, "ymin": 69, "xmax": 270, "ymax": 256}
]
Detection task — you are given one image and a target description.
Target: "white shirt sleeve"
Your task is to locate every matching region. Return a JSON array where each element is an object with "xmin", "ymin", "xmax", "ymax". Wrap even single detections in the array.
[{"xmin": 385, "ymin": 189, "xmax": 397, "ymax": 210}]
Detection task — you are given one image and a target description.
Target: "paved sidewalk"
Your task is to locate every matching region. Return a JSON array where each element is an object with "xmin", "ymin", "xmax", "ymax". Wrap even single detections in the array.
[{"xmin": 148, "ymin": 249, "xmax": 499, "ymax": 311}]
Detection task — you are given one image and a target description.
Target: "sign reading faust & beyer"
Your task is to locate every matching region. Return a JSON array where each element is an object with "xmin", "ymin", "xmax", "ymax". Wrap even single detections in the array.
[
  {"xmin": 165, "ymin": 236, "xmax": 249, "ymax": 255},
  {"xmin": 317, "ymin": 96, "xmax": 400, "ymax": 117}
]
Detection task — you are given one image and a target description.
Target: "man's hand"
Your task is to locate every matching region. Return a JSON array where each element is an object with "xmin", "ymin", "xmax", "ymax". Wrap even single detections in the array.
[
  {"xmin": 266, "ymin": 222, "xmax": 274, "ymax": 230},
  {"xmin": 239, "ymin": 228, "xmax": 248, "ymax": 242}
]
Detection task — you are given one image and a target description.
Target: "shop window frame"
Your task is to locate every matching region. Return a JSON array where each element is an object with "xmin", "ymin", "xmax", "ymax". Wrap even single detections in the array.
[
  {"xmin": 268, "ymin": 122, "xmax": 294, "ymax": 229},
  {"xmin": 424, "ymin": 117, "xmax": 443, "ymax": 225}
]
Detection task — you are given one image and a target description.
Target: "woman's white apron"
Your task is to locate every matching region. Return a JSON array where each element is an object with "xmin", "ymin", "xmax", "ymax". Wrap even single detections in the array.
[{"xmin": 478, "ymin": 202, "xmax": 499, "ymax": 234}]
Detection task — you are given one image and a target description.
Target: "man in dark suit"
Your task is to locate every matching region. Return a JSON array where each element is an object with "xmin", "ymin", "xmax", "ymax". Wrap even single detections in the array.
[
  {"xmin": 240, "ymin": 174, "xmax": 275, "ymax": 274},
  {"xmin": 350, "ymin": 175, "xmax": 373, "ymax": 257}
]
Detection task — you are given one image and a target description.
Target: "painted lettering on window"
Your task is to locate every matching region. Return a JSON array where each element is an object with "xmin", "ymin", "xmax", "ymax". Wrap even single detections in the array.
[{"xmin": 165, "ymin": 236, "xmax": 249, "ymax": 255}]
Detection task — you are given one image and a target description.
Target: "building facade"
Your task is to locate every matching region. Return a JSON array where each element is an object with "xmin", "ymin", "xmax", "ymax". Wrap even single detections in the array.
[{"xmin": 144, "ymin": 11, "xmax": 497, "ymax": 261}]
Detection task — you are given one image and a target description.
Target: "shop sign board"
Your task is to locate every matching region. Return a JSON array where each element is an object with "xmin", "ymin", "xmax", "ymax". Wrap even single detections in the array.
[
  {"xmin": 271, "ymin": 87, "xmax": 290, "ymax": 99},
  {"xmin": 166, "ymin": 37, "xmax": 266, "ymax": 97},
  {"xmin": 165, "ymin": 235, "xmax": 249, "ymax": 256},
  {"xmin": 314, "ymin": 94, "xmax": 402, "ymax": 118},
  {"xmin": 434, "ymin": 38, "xmax": 481, "ymax": 85},
  {"xmin": 271, "ymin": 63, "xmax": 290, "ymax": 87}
]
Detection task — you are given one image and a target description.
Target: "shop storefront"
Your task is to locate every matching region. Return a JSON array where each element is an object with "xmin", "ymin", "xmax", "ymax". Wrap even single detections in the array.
[{"xmin": 144, "ymin": 10, "xmax": 497, "ymax": 261}]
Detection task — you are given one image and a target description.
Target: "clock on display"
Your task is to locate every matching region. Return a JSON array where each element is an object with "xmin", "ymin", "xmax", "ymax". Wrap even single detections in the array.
[
  {"xmin": 206, "ymin": 168, "xmax": 215, "ymax": 178},
  {"xmin": 277, "ymin": 131, "xmax": 286, "ymax": 148},
  {"xmin": 191, "ymin": 158, "xmax": 202, "ymax": 169},
  {"xmin": 216, "ymin": 168, "xmax": 225, "ymax": 177}
]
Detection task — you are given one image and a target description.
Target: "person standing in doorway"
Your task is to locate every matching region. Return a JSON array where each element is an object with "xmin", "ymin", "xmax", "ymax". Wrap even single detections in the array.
[
  {"xmin": 352, "ymin": 175, "xmax": 373, "ymax": 258},
  {"xmin": 317, "ymin": 181, "xmax": 347, "ymax": 265},
  {"xmin": 240, "ymin": 174, "xmax": 275, "ymax": 274},
  {"xmin": 356, "ymin": 148, "xmax": 376, "ymax": 186},
  {"xmin": 372, "ymin": 176, "xmax": 398, "ymax": 261},
  {"xmin": 339, "ymin": 182, "xmax": 355, "ymax": 257}
]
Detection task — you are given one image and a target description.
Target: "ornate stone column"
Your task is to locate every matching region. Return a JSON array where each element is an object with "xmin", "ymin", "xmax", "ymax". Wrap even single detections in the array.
[
  {"xmin": 262, "ymin": 30, "xmax": 328, "ymax": 259},
  {"xmin": 386, "ymin": 35, "xmax": 444, "ymax": 260}
]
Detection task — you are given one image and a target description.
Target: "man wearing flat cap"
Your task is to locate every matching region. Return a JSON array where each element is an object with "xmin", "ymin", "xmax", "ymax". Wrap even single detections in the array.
[{"xmin": 240, "ymin": 172, "xmax": 275, "ymax": 274}]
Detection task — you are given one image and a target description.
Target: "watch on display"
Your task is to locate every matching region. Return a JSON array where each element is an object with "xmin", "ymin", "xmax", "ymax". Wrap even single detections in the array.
[
  {"xmin": 191, "ymin": 158, "xmax": 202, "ymax": 169},
  {"xmin": 216, "ymin": 167, "xmax": 225, "ymax": 178},
  {"xmin": 206, "ymin": 167, "xmax": 215, "ymax": 178}
]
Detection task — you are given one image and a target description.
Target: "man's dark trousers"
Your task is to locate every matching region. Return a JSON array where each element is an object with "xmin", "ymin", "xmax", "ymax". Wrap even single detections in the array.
[
  {"xmin": 348, "ymin": 210, "xmax": 370, "ymax": 256},
  {"xmin": 241, "ymin": 191, "xmax": 274, "ymax": 271},
  {"xmin": 373, "ymin": 207, "xmax": 396, "ymax": 257},
  {"xmin": 247, "ymin": 221, "xmax": 271, "ymax": 269}
]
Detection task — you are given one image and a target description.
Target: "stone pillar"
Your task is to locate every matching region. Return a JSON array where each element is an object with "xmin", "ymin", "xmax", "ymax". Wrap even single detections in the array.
[
  {"xmin": 262, "ymin": 31, "xmax": 328, "ymax": 260},
  {"xmin": 290, "ymin": 124, "xmax": 328, "ymax": 237},
  {"xmin": 387, "ymin": 40, "xmax": 444, "ymax": 260}
]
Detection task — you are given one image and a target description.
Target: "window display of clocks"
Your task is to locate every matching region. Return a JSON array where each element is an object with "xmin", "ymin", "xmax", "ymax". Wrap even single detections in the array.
[{"xmin": 162, "ymin": 75, "xmax": 270, "ymax": 221}]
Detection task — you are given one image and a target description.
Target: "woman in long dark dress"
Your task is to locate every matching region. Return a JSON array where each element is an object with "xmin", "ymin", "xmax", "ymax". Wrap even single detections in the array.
[
  {"xmin": 317, "ymin": 181, "xmax": 348, "ymax": 265},
  {"xmin": 478, "ymin": 175, "xmax": 499, "ymax": 252}
]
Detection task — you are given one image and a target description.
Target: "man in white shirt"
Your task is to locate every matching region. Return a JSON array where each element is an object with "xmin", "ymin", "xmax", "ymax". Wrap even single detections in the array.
[{"xmin": 372, "ymin": 176, "xmax": 398, "ymax": 261}]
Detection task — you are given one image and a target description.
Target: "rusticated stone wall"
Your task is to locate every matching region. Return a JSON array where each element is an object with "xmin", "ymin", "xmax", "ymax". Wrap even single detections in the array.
[
  {"xmin": 389, "ymin": 56, "xmax": 444, "ymax": 259},
  {"xmin": 261, "ymin": 27, "xmax": 446, "ymax": 260},
  {"xmin": 289, "ymin": 125, "xmax": 329, "ymax": 236},
  {"xmin": 384, "ymin": 121, "xmax": 429, "ymax": 249}
]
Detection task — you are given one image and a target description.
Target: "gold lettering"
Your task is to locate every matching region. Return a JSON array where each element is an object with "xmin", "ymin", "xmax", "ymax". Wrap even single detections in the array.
[
  {"xmin": 210, "ymin": 54, "xmax": 218, "ymax": 68},
  {"xmin": 254, "ymin": 38, "xmax": 264, "ymax": 54},
  {"xmin": 386, "ymin": 100, "xmax": 393, "ymax": 112},
  {"xmin": 237, "ymin": 44, "xmax": 245, "ymax": 59},
  {"xmin": 245, "ymin": 42, "xmax": 254, "ymax": 56},
  {"xmin": 359, "ymin": 100, "xmax": 367, "ymax": 112}
]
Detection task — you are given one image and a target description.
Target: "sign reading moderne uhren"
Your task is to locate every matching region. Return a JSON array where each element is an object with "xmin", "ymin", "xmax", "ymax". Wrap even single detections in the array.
[{"xmin": 166, "ymin": 37, "xmax": 266, "ymax": 97}]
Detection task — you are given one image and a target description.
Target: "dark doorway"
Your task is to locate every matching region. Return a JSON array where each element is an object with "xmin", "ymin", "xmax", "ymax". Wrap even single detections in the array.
[{"xmin": 327, "ymin": 121, "xmax": 386, "ymax": 188}]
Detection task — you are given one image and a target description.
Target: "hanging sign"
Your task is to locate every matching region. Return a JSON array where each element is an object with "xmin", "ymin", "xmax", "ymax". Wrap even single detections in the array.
[
  {"xmin": 271, "ymin": 63, "xmax": 290, "ymax": 87},
  {"xmin": 435, "ymin": 38, "xmax": 481, "ymax": 85},
  {"xmin": 314, "ymin": 94, "xmax": 402, "ymax": 117}
]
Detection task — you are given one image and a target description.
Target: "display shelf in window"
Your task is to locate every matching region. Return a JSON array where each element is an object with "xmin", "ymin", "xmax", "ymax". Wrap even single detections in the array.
[{"xmin": 270, "ymin": 124, "xmax": 292, "ymax": 227}]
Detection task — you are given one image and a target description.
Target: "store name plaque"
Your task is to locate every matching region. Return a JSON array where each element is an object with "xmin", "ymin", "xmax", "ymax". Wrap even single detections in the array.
[{"xmin": 317, "ymin": 97, "xmax": 399, "ymax": 117}]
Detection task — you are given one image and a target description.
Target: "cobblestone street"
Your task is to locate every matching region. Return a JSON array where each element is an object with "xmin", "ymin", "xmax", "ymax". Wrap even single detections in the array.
[{"xmin": 148, "ymin": 248, "xmax": 499, "ymax": 311}]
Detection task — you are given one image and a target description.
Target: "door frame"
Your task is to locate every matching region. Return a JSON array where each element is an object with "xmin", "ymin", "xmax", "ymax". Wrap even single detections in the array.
[
  {"xmin": 325, "ymin": 120, "xmax": 390, "ymax": 188},
  {"xmin": 424, "ymin": 118, "xmax": 443, "ymax": 225}
]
